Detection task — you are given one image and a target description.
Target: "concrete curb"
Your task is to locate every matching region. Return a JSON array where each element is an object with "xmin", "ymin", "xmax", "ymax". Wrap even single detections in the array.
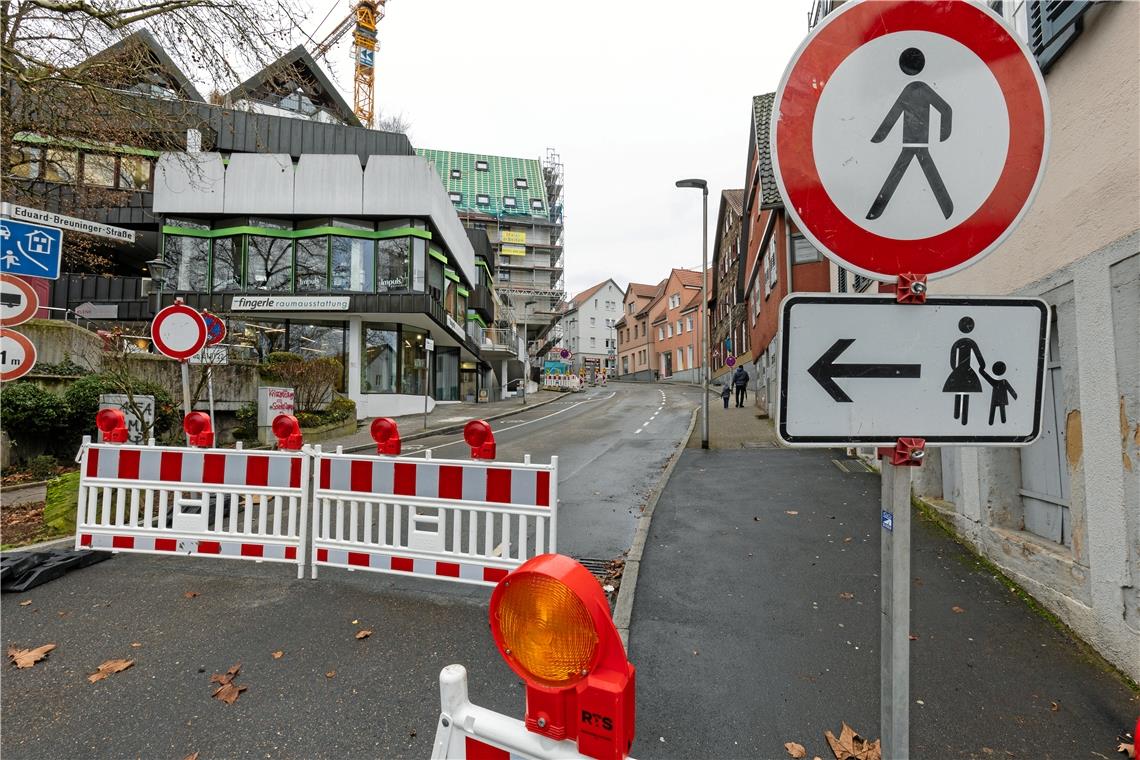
[
  {"xmin": 342, "ymin": 393, "xmax": 564, "ymax": 453},
  {"xmin": 612, "ymin": 404, "xmax": 700, "ymax": 652}
]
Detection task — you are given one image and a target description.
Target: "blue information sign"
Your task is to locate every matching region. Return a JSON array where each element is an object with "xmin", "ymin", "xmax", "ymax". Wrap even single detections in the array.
[{"xmin": 0, "ymin": 219, "xmax": 62, "ymax": 280}]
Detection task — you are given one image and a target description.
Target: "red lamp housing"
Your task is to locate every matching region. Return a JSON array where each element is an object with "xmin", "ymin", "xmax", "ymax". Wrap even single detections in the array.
[
  {"xmin": 370, "ymin": 417, "xmax": 401, "ymax": 455},
  {"xmin": 271, "ymin": 414, "xmax": 303, "ymax": 450},
  {"xmin": 182, "ymin": 411, "xmax": 214, "ymax": 448},
  {"xmin": 463, "ymin": 419, "xmax": 496, "ymax": 460},
  {"xmin": 95, "ymin": 408, "xmax": 129, "ymax": 443},
  {"xmin": 489, "ymin": 554, "xmax": 635, "ymax": 760}
]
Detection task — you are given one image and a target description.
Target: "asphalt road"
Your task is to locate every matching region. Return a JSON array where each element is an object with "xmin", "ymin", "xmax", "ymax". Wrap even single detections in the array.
[{"xmin": 1, "ymin": 382, "xmax": 699, "ymax": 760}]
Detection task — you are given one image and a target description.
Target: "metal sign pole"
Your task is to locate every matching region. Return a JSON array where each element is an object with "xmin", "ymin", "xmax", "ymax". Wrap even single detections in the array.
[
  {"xmin": 180, "ymin": 360, "xmax": 192, "ymax": 444},
  {"xmin": 424, "ymin": 346, "xmax": 432, "ymax": 430},
  {"xmin": 207, "ymin": 365, "xmax": 216, "ymax": 431},
  {"xmin": 880, "ymin": 459, "xmax": 912, "ymax": 760}
]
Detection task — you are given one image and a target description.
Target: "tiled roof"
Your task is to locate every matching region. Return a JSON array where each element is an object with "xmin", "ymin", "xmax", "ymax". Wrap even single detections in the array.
[
  {"xmin": 417, "ymin": 149, "xmax": 550, "ymax": 221},
  {"xmin": 753, "ymin": 93, "xmax": 781, "ymax": 206},
  {"xmin": 627, "ymin": 282, "xmax": 658, "ymax": 299},
  {"xmin": 674, "ymin": 268, "xmax": 704, "ymax": 288},
  {"xmin": 567, "ymin": 280, "xmax": 611, "ymax": 310},
  {"xmin": 722, "ymin": 189, "xmax": 744, "ymax": 216}
]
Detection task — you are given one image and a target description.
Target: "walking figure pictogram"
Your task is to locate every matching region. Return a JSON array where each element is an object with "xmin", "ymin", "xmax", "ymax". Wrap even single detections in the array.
[{"xmin": 866, "ymin": 47, "xmax": 955, "ymax": 220}]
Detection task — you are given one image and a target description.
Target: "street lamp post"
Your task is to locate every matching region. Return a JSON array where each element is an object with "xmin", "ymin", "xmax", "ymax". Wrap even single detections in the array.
[
  {"xmin": 522, "ymin": 299, "xmax": 536, "ymax": 405},
  {"xmin": 676, "ymin": 178, "xmax": 709, "ymax": 449}
]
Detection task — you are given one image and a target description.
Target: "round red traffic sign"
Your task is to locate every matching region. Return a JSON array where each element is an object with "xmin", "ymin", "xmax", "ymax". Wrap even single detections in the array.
[
  {"xmin": 202, "ymin": 311, "xmax": 226, "ymax": 346},
  {"xmin": 151, "ymin": 301, "xmax": 207, "ymax": 361},
  {"xmin": 771, "ymin": 0, "xmax": 1049, "ymax": 281},
  {"xmin": 0, "ymin": 328, "xmax": 37, "ymax": 382},
  {"xmin": 0, "ymin": 274, "xmax": 39, "ymax": 327}
]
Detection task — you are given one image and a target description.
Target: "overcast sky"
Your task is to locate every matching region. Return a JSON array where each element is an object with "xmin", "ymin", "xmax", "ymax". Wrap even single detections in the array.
[{"xmin": 307, "ymin": 0, "xmax": 809, "ymax": 297}]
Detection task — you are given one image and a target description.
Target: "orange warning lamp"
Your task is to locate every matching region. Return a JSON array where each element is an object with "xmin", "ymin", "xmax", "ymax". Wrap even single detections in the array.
[
  {"xmin": 489, "ymin": 553, "xmax": 635, "ymax": 760},
  {"xmin": 370, "ymin": 417, "xmax": 401, "ymax": 455},
  {"xmin": 272, "ymin": 414, "xmax": 303, "ymax": 450},
  {"xmin": 464, "ymin": 419, "xmax": 496, "ymax": 460},
  {"xmin": 95, "ymin": 408, "xmax": 129, "ymax": 443},
  {"xmin": 182, "ymin": 411, "xmax": 214, "ymax": 448}
]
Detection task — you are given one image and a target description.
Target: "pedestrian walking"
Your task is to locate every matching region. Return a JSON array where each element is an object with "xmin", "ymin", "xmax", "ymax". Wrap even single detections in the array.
[
  {"xmin": 720, "ymin": 383, "xmax": 731, "ymax": 409},
  {"xmin": 732, "ymin": 366, "xmax": 749, "ymax": 408}
]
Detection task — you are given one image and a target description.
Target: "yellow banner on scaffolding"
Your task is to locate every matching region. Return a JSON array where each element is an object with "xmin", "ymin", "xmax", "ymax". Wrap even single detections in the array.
[
  {"xmin": 501, "ymin": 230, "xmax": 527, "ymax": 244},
  {"xmin": 501, "ymin": 244, "xmax": 526, "ymax": 256}
]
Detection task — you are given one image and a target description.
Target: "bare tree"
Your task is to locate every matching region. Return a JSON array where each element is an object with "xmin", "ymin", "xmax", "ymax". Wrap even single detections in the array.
[{"xmin": 375, "ymin": 110, "xmax": 410, "ymax": 135}]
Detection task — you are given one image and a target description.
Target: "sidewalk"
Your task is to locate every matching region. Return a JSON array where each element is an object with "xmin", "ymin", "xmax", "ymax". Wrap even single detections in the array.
[
  {"xmin": 628, "ymin": 446, "xmax": 1138, "ymax": 758},
  {"xmin": 318, "ymin": 390, "xmax": 562, "ymax": 451},
  {"xmin": 690, "ymin": 386, "xmax": 779, "ymax": 449}
]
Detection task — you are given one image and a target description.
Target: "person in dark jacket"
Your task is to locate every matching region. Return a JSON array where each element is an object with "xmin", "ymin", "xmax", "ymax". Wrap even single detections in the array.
[
  {"xmin": 720, "ymin": 382, "xmax": 731, "ymax": 409},
  {"xmin": 732, "ymin": 366, "xmax": 749, "ymax": 407}
]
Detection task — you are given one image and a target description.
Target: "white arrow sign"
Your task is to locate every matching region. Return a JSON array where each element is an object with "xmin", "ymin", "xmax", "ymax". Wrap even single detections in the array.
[{"xmin": 778, "ymin": 294, "xmax": 1049, "ymax": 446}]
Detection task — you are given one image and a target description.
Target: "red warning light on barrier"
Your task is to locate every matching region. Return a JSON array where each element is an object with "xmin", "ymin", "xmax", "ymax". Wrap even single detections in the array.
[
  {"xmin": 489, "ymin": 554, "xmax": 636, "ymax": 760},
  {"xmin": 370, "ymin": 417, "xmax": 401, "ymax": 455},
  {"xmin": 95, "ymin": 408, "xmax": 129, "ymax": 443},
  {"xmin": 272, "ymin": 414, "xmax": 303, "ymax": 450},
  {"xmin": 182, "ymin": 411, "xmax": 214, "ymax": 448},
  {"xmin": 463, "ymin": 419, "xmax": 496, "ymax": 460}
]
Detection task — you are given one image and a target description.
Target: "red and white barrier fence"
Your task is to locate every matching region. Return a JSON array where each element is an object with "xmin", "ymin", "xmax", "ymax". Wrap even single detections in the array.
[
  {"xmin": 74, "ymin": 435, "xmax": 310, "ymax": 578},
  {"xmin": 310, "ymin": 446, "xmax": 558, "ymax": 587}
]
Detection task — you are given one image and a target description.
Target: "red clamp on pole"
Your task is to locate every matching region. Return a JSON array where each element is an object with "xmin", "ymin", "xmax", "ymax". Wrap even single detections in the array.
[
  {"xmin": 95, "ymin": 408, "xmax": 129, "ymax": 443},
  {"xmin": 182, "ymin": 411, "xmax": 214, "ymax": 448},
  {"xmin": 464, "ymin": 419, "xmax": 496, "ymax": 460},
  {"xmin": 272, "ymin": 414, "xmax": 304, "ymax": 450},
  {"xmin": 370, "ymin": 417, "xmax": 402, "ymax": 455},
  {"xmin": 895, "ymin": 273, "xmax": 928, "ymax": 304},
  {"xmin": 878, "ymin": 437, "xmax": 926, "ymax": 467}
]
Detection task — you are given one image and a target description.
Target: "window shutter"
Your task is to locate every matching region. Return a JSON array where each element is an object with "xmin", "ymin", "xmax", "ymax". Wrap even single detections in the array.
[{"xmin": 1026, "ymin": 0, "xmax": 1091, "ymax": 73}]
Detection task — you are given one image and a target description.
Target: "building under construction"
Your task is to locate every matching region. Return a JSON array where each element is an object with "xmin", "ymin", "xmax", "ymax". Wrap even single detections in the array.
[{"xmin": 417, "ymin": 148, "xmax": 566, "ymax": 363}]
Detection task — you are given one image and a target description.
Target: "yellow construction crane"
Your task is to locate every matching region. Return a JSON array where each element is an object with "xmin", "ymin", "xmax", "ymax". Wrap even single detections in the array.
[{"xmin": 314, "ymin": 1, "xmax": 387, "ymax": 129}]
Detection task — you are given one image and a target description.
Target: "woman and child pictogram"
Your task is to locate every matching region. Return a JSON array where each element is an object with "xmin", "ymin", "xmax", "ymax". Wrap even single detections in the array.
[{"xmin": 943, "ymin": 317, "xmax": 1017, "ymax": 426}]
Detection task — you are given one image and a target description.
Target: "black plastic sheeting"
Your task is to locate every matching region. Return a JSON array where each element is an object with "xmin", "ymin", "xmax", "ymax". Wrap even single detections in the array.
[{"xmin": 1, "ymin": 549, "xmax": 113, "ymax": 593}]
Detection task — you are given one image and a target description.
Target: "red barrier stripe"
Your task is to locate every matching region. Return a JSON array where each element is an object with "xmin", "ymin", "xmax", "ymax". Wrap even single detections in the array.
[
  {"xmin": 118, "ymin": 449, "xmax": 141, "ymax": 480},
  {"xmin": 466, "ymin": 736, "xmax": 510, "ymax": 760},
  {"xmin": 348, "ymin": 551, "xmax": 370, "ymax": 567},
  {"xmin": 391, "ymin": 556, "xmax": 414, "ymax": 572},
  {"xmin": 80, "ymin": 534, "xmax": 92, "ymax": 547},
  {"xmin": 436, "ymin": 562, "xmax": 460, "ymax": 578},
  {"xmin": 317, "ymin": 548, "xmax": 328, "ymax": 562},
  {"xmin": 202, "ymin": 453, "xmax": 226, "ymax": 484},
  {"xmin": 86, "ymin": 448, "xmax": 99, "ymax": 478},
  {"xmin": 246, "ymin": 456, "xmax": 269, "ymax": 487},
  {"xmin": 240, "ymin": 543, "xmax": 264, "ymax": 558},
  {"xmin": 483, "ymin": 567, "xmax": 509, "ymax": 583},
  {"xmin": 154, "ymin": 538, "xmax": 177, "ymax": 552},
  {"xmin": 393, "ymin": 462, "xmax": 416, "ymax": 496},
  {"xmin": 290, "ymin": 457, "xmax": 302, "ymax": 489},
  {"xmin": 536, "ymin": 470, "xmax": 551, "ymax": 507},
  {"xmin": 486, "ymin": 469, "xmax": 512, "ymax": 504},
  {"xmin": 350, "ymin": 460, "xmax": 372, "ymax": 493},
  {"xmin": 197, "ymin": 541, "xmax": 221, "ymax": 554},
  {"xmin": 438, "ymin": 466, "xmax": 463, "ymax": 500},
  {"xmin": 159, "ymin": 451, "xmax": 182, "ymax": 482},
  {"xmin": 285, "ymin": 547, "xmax": 297, "ymax": 560},
  {"xmin": 112, "ymin": 535, "xmax": 134, "ymax": 549},
  {"xmin": 320, "ymin": 458, "xmax": 331, "ymax": 489}
]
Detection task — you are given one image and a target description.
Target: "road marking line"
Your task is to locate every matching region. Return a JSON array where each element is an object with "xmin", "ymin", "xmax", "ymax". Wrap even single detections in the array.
[{"xmin": 634, "ymin": 428, "xmax": 643, "ymax": 435}]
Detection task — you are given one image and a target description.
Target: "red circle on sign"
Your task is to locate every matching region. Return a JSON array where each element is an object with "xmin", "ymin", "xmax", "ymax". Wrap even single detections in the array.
[
  {"xmin": 0, "ymin": 328, "xmax": 37, "ymax": 382},
  {"xmin": 151, "ymin": 301, "xmax": 207, "ymax": 361},
  {"xmin": 202, "ymin": 311, "xmax": 226, "ymax": 346},
  {"xmin": 771, "ymin": 0, "xmax": 1049, "ymax": 281},
  {"xmin": 0, "ymin": 275, "xmax": 40, "ymax": 327}
]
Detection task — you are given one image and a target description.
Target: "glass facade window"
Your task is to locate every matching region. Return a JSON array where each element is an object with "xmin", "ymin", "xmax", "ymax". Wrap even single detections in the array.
[
  {"xmin": 444, "ymin": 279, "xmax": 457, "ymax": 319},
  {"xmin": 296, "ymin": 236, "xmax": 329, "ymax": 291},
  {"xmin": 164, "ymin": 235, "xmax": 209, "ymax": 291},
  {"xmin": 83, "ymin": 154, "xmax": 116, "ymax": 187},
  {"xmin": 377, "ymin": 237, "xmax": 410, "ymax": 292},
  {"xmin": 435, "ymin": 348, "xmax": 459, "ymax": 401},
  {"xmin": 211, "ymin": 236, "xmax": 243, "ymax": 291},
  {"xmin": 427, "ymin": 257, "xmax": 444, "ymax": 303},
  {"xmin": 412, "ymin": 238, "xmax": 427, "ymax": 292},
  {"xmin": 43, "ymin": 149, "xmax": 77, "ymax": 182},
  {"xmin": 401, "ymin": 326, "xmax": 428, "ymax": 396},
  {"xmin": 289, "ymin": 321, "xmax": 347, "ymax": 392},
  {"xmin": 8, "ymin": 146, "xmax": 40, "ymax": 178},
  {"xmin": 119, "ymin": 155, "xmax": 153, "ymax": 190},
  {"xmin": 230, "ymin": 319, "xmax": 287, "ymax": 362},
  {"xmin": 246, "ymin": 236, "xmax": 292, "ymax": 290},
  {"xmin": 362, "ymin": 323, "xmax": 399, "ymax": 393},
  {"xmin": 332, "ymin": 236, "xmax": 374, "ymax": 291}
]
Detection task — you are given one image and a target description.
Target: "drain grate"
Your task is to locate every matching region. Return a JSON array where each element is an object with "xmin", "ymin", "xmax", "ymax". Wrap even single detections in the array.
[{"xmin": 574, "ymin": 557, "xmax": 625, "ymax": 599}]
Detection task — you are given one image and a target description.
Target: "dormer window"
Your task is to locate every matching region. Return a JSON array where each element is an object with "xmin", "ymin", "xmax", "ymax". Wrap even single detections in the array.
[
  {"xmin": 503, "ymin": 196, "xmax": 517, "ymax": 208},
  {"xmin": 476, "ymin": 160, "xmax": 489, "ymax": 171},
  {"xmin": 515, "ymin": 178, "xmax": 528, "ymax": 189},
  {"xmin": 450, "ymin": 168, "xmax": 461, "ymax": 180},
  {"xmin": 449, "ymin": 192, "xmax": 462, "ymax": 204},
  {"xmin": 531, "ymin": 199, "xmax": 544, "ymax": 211},
  {"xmin": 477, "ymin": 194, "xmax": 490, "ymax": 206}
]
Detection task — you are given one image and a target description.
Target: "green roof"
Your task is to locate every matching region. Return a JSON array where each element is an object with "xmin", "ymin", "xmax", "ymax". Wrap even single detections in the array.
[{"xmin": 417, "ymin": 148, "xmax": 551, "ymax": 220}]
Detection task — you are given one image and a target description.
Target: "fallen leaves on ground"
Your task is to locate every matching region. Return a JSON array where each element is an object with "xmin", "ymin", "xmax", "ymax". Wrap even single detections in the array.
[
  {"xmin": 326, "ymin": 670, "xmax": 336, "ymax": 679},
  {"xmin": 824, "ymin": 722, "xmax": 881, "ymax": 760},
  {"xmin": 8, "ymin": 643, "xmax": 56, "ymax": 669},
  {"xmin": 271, "ymin": 651, "xmax": 284, "ymax": 659},
  {"xmin": 87, "ymin": 658, "xmax": 134, "ymax": 683},
  {"xmin": 210, "ymin": 662, "xmax": 247, "ymax": 704},
  {"xmin": 19, "ymin": 600, "xmax": 32, "ymax": 606},
  {"xmin": 130, "ymin": 642, "xmax": 142, "ymax": 648},
  {"xmin": 786, "ymin": 510, "xmax": 799, "ymax": 516},
  {"xmin": 951, "ymin": 605, "xmax": 965, "ymax": 613},
  {"xmin": 784, "ymin": 741, "xmax": 807, "ymax": 758},
  {"xmin": 1049, "ymin": 700, "xmax": 1059, "ymax": 712},
  {"xmin": 909, "ymin": 634, "xmax": 920, "ymax": 641},
  {"xmin": 355, "ymin": 629, "xmax": 373, "ymax": 640},
  {"xmin": 183, "ymin": 753, "xmax": 199, "ymax": 760},
  {"xmin": 843, "ymin": 537, "xmax": 853, "ymax": 543},
  {"xmin": 184, "ymin": 591, "xmax": 199, "ymax": 599},
  {"xmin": 838, "ymin": 592, "xmax": 855, "ymax": 600}
]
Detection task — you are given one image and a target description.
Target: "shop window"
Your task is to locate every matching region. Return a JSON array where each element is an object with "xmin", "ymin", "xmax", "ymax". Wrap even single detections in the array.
[
  {"xmin": 289, "ymin": 321, "xmax": 347, "ymax": 392},
  {"xmin": 435, "ymin": 347, "xmax": 460, "ymax": 401},
  {"xmin": 331, "ymin": 235, "xmax": 374, "ymax": 291},
  {"xmin": 295, "ymin": 236, "xmax": 329, "ymax": 291},
  {"xmin": 8, "ymin": 146, "xmax": 41, "ymax": 179},
  {"xmin": 231, "ymin": 319, "xmax": 287, "ymax": 362},
  {"xmin": 211, "ymin": 236, "xmax": 243, "ymax": 291},
  {"xmin": 401, "ymin": 326, "xmax": 428, "ymax": 395},
  {"xmin": 119, "ymin": 155, "xmax": 153, "ymax": 190},
  {"xmin": 42, "ymin": 149, "xmax": 77, "ymax": 182},
  {"xmin": 163, "ymin": 235, "xmax": 209, "ymax": 291},
  {"xmin": 246, "ymin": 236, "xmax": 293, "ymax": 291},
  {"xmin": 411, "ymin": 238, "xmax": 426, "ymax": 291},
  {"xmin": 83, "ymin": 154, "xmax": 117, "ymax": 187},
  {"xmin": 377, "ymin": 237, "xmax": 410, "ymax": 291},
  {"xmin": 362, "ymin": 323, "xmax": 399, "ymax": 393}
]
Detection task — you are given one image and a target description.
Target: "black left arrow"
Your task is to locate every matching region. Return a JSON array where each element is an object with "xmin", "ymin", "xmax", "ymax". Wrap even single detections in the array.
[{"xmin": 807, "ymin": 338, "xmax": 921, "ymax": 403}]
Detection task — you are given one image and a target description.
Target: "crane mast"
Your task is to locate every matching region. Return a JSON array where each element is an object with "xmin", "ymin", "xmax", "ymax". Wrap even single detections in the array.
[{"xmin": 314, "ymin": 1, "xmax": 386, "ymax": 129}]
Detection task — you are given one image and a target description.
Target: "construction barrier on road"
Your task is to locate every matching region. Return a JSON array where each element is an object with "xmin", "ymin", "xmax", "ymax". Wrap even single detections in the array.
[
  {"xmin": 310, "ymin": 447, "xmax": 558, "ymax": 587},
  {"xmin": 74, "ymin": 436, "xmax": 310, "ymax": 577}
]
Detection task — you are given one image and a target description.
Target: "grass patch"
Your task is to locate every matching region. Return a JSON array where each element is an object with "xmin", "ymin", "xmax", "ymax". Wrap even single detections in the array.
[{"xmin": 910, "ymin": 493, "xmax": 1139, "ymax": 693}]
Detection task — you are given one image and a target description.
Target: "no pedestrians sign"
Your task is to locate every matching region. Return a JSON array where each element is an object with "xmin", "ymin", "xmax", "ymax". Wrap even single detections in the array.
[{"xmin": 771, "ymin": 0, "xmax": 1049, "ymax": 281}]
